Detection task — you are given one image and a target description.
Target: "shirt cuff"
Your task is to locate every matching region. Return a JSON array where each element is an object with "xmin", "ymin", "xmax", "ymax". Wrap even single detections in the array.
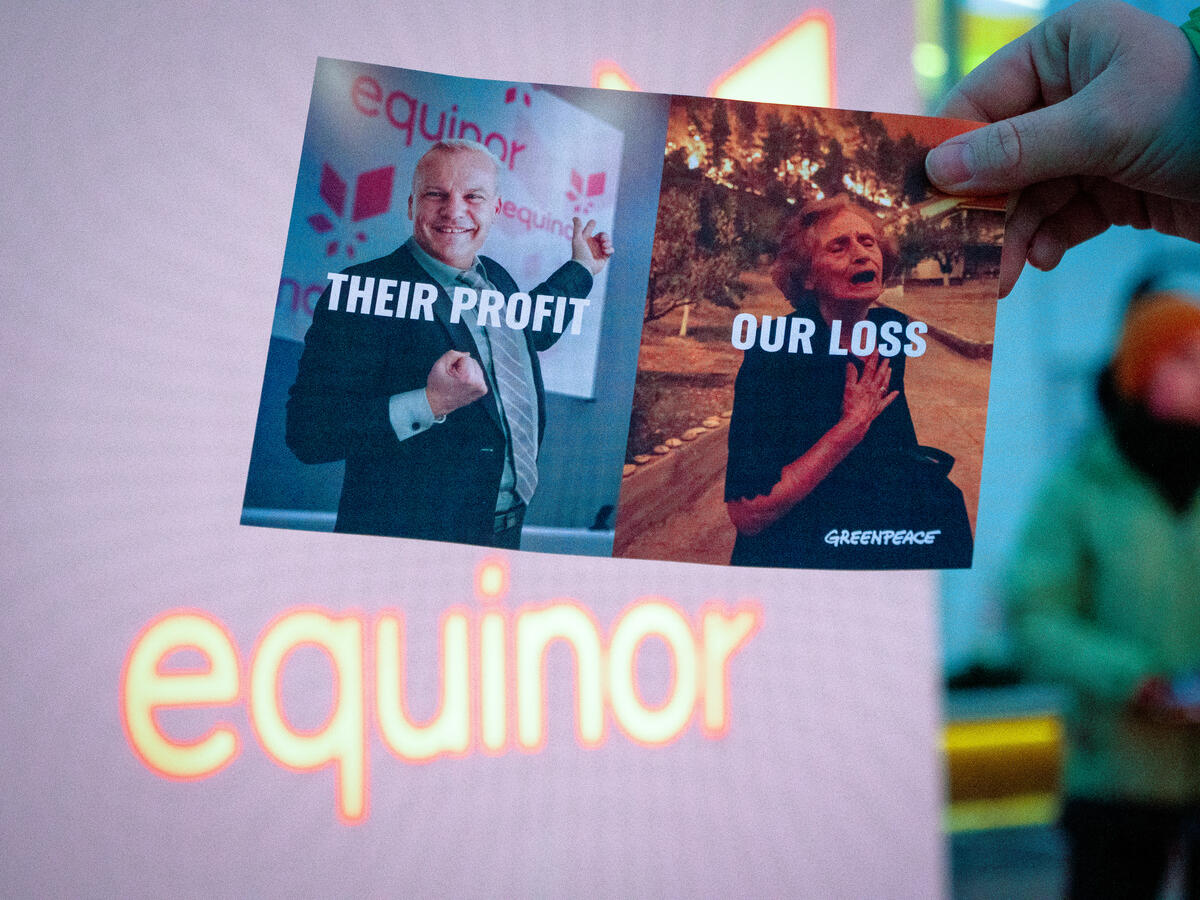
[
  {"xmin": 563, "ymin": 258, "xmax": 591, "ymax": 279},
  {"xmin": 388, "ymin": 389, "xmax": 444, "ymax": 442}
]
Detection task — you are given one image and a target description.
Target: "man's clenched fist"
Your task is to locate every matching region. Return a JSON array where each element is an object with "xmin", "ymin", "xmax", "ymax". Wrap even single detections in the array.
[{"xmin": 426, "ymin": 349, "xmax": 487, "ymax": 418}]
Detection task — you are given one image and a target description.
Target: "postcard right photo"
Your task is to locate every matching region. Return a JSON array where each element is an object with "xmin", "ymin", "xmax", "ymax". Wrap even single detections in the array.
[{"xmin": 613, "ymin": 97, "xmax": 1006, "ymax": 570}]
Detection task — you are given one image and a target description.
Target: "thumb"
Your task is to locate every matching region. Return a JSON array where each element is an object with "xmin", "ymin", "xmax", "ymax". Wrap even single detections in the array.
[{"xmin": 925, "ymin": 94, "xmax": 1102, "ymax": 194}]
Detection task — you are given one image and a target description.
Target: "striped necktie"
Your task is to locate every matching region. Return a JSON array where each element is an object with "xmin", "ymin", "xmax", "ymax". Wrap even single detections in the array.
[{"xmin": 456, "ymin": 267, "xmax": 539, "ymax": 504}]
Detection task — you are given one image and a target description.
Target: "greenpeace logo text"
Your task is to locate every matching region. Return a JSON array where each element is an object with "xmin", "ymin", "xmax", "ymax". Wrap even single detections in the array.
[{"xmin": 823, "ymin": 528, "xmax": 942, "ymax": 547}]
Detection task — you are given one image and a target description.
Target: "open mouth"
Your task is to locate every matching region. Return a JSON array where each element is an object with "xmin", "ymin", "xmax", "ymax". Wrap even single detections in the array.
[{"xmin": 850, "ymin": 270, "xmax": 876, "ymax": 285}]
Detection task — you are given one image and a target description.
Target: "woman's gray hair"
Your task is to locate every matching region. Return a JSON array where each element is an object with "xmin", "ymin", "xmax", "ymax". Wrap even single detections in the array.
[{"xmin": 771, "ymin": 194, "xmax": 898, "ymax": 306}]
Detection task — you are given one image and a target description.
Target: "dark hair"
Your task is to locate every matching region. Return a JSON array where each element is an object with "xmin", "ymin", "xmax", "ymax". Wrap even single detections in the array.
[{"xmin": 771, "ymin": 194, "xmax": 899, "ymax": 307}]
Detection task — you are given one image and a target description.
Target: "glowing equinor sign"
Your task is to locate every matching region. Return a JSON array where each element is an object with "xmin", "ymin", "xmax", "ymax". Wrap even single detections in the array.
[
  {"xmin": 593, "ymin": 11, "xmax": 835, "ymax": 107},
  {"xmin": 120, "ymin": 560, "xmax": 762, "ymax": 823}
]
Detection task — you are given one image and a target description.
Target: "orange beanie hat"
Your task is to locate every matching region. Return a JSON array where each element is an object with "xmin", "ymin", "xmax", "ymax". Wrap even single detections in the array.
[{"xmin": 1111, "ymin": 292, "xmax": 1200, "ymax": 401}]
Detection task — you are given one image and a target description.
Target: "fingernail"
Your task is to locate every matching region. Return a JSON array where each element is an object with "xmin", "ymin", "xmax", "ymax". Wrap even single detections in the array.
[{"xmin": 926, "ymin": 141, "xmax": 974, "ymax": 188}]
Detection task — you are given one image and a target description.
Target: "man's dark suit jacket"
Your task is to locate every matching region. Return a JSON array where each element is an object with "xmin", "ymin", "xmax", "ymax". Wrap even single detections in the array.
[{"xmin": 286, "ymin": 243, "xmax": 592, "ymax": 544}]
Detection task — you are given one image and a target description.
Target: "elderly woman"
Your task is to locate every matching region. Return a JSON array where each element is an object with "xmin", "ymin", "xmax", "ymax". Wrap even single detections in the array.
[{"xmin": 724, "ymin": 194, "xmax": 972, "ymax": 569}]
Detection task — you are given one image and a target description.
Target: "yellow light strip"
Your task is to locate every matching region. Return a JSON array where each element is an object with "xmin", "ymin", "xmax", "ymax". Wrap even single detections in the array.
[{"xmin": 943, "ymin": 716, "xmax": 1062, "ymax": 753}]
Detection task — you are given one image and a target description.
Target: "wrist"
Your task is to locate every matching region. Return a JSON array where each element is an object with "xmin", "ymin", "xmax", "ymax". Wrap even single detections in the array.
[
  {"xmin": 570, "ymin": 254, "xmax": 598, "ymax": 276},
  {"xmin": 426, "ymin": 387, "xmax": 449, "ymax": 419},
  {"xmin": 833, "ymin": 413, "xmax": 870, "ymax": 446}
]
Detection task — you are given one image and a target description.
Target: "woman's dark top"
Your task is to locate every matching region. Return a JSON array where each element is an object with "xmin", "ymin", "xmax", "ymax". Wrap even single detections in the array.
[{"xmin": 724, "ymin": 298, "xmax": 971, "ymax": 569}]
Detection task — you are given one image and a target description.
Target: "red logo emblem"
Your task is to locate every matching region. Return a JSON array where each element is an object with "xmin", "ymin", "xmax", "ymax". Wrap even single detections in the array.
[
  {"xmin": 504, "ymin": 86, "xmax": 532, "ymax": 106},
  {"xmin": 307, "ymin": 163, "xmax": 395, "ymax": 259},
  {"xmin": 566, "ymin": 169, "xmax": 606, "ymax": 215}
]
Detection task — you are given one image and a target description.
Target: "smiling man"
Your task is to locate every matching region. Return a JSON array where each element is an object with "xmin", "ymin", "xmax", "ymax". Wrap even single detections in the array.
[{"xmin": 286, "ymin": 139, "xmax": 613, "ymax": 548}]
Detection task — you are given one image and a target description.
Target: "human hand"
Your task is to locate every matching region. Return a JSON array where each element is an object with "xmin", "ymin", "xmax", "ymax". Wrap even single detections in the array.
[
  {"xmin": 425, "ymin": 350, "xmax": 487, "ymax": 418},
  {"xmin": 925, "ymin": 0, "xmax": 1200, "ymax": 297},
  {"xmin": 571, "ymin": 217, "xmax": 614, "ymax": 275},
  {"xmin": 840, "ymin": 353, "xmax": 898, "ymax": 436}
]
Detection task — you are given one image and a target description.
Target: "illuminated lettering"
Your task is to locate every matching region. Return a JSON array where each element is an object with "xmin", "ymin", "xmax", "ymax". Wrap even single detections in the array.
[
  {"xmin": 700, "ymin": 603, "xmax": 761, "ymax": 736},
  {"xmin": 120, "ymin": 611, "xmax": 240, "ymax": 780},
  {"xmin": 516, "ymin": 604, "xmax": 605, "ymax": 751},
  {"xmin": 249, "ymin": 610, "xmax": 366, "ymax": 825},
  {"xmin": 480, "ymin": 607, "xmax": 507, "ymax": 753},
  {"xmin": 376, "ymin": 611, "xmax": 471, "ymax": 762},
  {"xmin": 608, "ymin": 601, "xmax": 697, "ymax": 746},
  {"xmin": 478, "ymin": 560, "xmax": 508, "ymax": 754},
  {"xmin": 120, "ymin": 563, "xmax": 763, "ymax": 824}
]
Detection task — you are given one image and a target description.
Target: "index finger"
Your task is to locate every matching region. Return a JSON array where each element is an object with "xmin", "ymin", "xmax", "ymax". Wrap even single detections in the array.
[
  {"xmin": 926, "ymin": 10, "xmax": 1113, "ymax": 194},
  {"xmin": 873, "ymin": 355, "xmax": 892, "ymax": 386},
  {"xmin": 935, "ymin": 27, "xmax": 1048, "ymax": 123}
]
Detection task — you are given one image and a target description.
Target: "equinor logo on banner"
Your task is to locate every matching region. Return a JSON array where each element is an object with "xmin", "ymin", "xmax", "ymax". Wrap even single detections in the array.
[
  {"xmin": 272, "ymin": 60, "xmax": 622, "ymax": 398},
  {"xmin": 307, "ymin": 162, "xmax": 396, "ymax": 260}
]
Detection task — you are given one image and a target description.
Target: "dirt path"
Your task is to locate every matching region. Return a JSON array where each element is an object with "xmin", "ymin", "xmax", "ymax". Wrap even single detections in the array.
[{"xmin": 614, "ymin": 274, "xmax": 996, "ymax": 564}]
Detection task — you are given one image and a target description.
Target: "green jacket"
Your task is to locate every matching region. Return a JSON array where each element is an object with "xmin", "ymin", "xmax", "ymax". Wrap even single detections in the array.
[{"xmin": 1008, "ymin": 428, "xmax": 1200, "ymax": 802}]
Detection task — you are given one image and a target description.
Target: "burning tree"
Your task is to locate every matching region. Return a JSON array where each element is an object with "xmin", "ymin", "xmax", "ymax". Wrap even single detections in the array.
[{"xmin": 645, "ymin": 186, "xmax": 744, "ymax": 323}]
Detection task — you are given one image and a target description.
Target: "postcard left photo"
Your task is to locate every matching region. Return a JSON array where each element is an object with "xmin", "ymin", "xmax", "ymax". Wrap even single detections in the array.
[{"xmin": 242, "ymin": 60, "xmax": 668, "ymax": 555}]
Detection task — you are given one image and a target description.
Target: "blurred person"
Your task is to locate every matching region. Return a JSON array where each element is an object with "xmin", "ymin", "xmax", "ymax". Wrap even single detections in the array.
[
  {"xmin": 1008, "ymin": 290, "xmax": 1200, "ymax": 899},
  {"xmin": 925, "ymin": 0, "xmax": 1200, "ymax": 296},
  {"xmin": 724, "ymin": 195, "xmax": 972, "ymax": 568}
]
